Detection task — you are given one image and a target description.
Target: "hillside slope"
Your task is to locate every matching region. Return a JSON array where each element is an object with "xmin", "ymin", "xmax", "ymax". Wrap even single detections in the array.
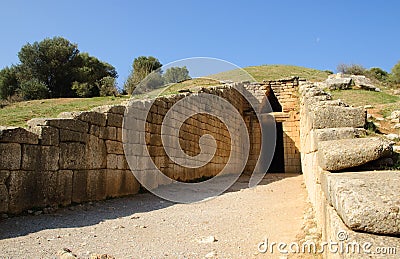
[{"xmin": 0, "ymin": 65, "xmax": 330, "ymax": 127}]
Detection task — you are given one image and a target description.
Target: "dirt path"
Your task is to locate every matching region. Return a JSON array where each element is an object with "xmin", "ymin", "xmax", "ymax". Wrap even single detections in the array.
[{"xmin": 0, "ymin": 174, "xmax": 308, "ymax": 258}]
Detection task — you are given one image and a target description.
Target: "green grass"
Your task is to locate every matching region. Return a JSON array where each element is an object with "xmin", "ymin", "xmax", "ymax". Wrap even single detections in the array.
[
  {"xmin": 0, "ymin": 95, "xmax": 130, "ymax": 128},
  {"xmin": 329, "ymin": 89, "xmax": 400, "ymax": 107},
  {"xmin": 0, "ymin": 65, "xmax": 333, "ymax": 127},
  {"xmin": 244, "ymin": 65, "xmax": 332, "ymax": 82}
]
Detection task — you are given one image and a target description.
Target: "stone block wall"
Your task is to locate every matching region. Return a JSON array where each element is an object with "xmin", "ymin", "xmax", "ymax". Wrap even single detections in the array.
[
  {"xmin": 0, "ymin": 80, "xmax": 307, "ymax": 214},
  {"xmin": 269, "ymin": 79, "xmax": 302, "ymax": 173},
  {"xmin": 299, "ymin": 82, "xmax": 399, "ymax": 258}
]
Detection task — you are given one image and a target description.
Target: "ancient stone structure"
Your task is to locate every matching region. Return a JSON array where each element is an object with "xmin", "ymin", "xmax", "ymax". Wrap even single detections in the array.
[
  {"xmin": 1, "ymin": 77, "xmax": 399, "ymax": 258},
  {"xmin": 299, "ymin": 82, "xmax": 399, "ymax": 258}
]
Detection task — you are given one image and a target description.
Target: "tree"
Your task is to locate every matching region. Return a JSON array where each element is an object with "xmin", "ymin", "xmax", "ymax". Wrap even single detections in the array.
[
  {"xmin": 366, "ymin": 67, "xmax": 389, "ymax": 82},
  {"xmin": 17, "ymin": 78, "xmax": 48, "ymax": 100},
  {"xmin": 163, "ymin": 66, "xmax": 191, "ymax": 84},
  {"xmin": 18, "ymin": 36, "xmax": 80, "ymax": 97},
  {"xmin": 337, "ymin": 64, "xmax": 366, "ymax": 75},
  {"xmin": 124, "ymin": 56, "xmax": 162, "ymax": 94},
  {"xmin": 72, "ymin": 53, "xmax": 118, "ymax": 97},
  {"xmin": 98, "ymin": 76, "xmax": 118, "ymax": 96},
  {"xmin": 0, "ymin": 66, "xmax": 19, "ymax": 99},
  {"xmin": 391, "ymin": 61, "xmax": 400, "ymax": 84},
  {"xmin": 135, "ymin": 69, "xmax": 164, "ymax": 93}
]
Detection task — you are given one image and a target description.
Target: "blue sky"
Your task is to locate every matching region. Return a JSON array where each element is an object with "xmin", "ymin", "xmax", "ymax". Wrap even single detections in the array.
[{"xmin": 1, "ymin": 0, "xmax": 400, "ymax": 87}]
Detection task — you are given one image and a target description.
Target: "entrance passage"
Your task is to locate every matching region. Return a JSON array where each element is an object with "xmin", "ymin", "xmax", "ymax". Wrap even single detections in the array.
[{"xmin": 268, "ymin": 122, "xmax": 284, "ymax": 172}]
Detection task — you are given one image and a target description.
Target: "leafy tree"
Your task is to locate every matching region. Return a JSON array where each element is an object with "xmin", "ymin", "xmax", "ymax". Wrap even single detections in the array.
[
  {"xmin": 98, "ymin": 76, "xmax": 118, "ymax": 96},
  {"xmin": 366, "ymin": 67, "xmax": 389, "ymax": 82},
  {"xmin": 135, "ymin": 69, "xmax": 164, "ymax": 93},
  {"xmin": 163, "ymin": 66, "xmax": 191, "ymax": 84},
  {"xmin": 0, "ymin": 66, "xmax": 19, "ymax": 99},
  {"xmin": 18, "ymin": 36, "xmax": 80, "ymax": 97},
  {"xmin": 71, "ymin": 81, "xmax": 92, "ymax": 97},
  {"xmin": 73, "ymin": 53, "xmax": 118, "ymax": 97},
  {"xmin": 124, "ymin": 56, "xmax": 162, "ymax": 94},
  {"xmin": 337, "ymin": 64, "xmax": 366, "ymax": 75},
  {"xmin": 17, "ymin": 78, "xmax": 49, "ymax": 100},
  {"xmin": 391, "ymin": 61, "xmax": 400, "ymax": 84}
]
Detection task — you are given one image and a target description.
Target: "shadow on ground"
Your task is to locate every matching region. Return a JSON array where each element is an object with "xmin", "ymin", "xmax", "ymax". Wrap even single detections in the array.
[{"xmin": 0, "ymin": 173, "xmax": 300, "ymax": 239}]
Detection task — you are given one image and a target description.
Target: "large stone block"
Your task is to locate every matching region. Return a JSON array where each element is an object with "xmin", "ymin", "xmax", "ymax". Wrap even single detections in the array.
[
  {"xmin": 105, "ymin": 169, "xmax": 140, "ymax": 197},
  {"xmin": 0, "ymin": 143, "xmax": 21, "ymax": 170},
  {"xmin": 314, "ymin": 127, "xmax": 367, "ymax": 142},
  {"xmin": 27, "ymin": 118, "xmax": 89, "ymax": 133},
  {"xmin": 105, "ymin": 140, "xmax": 124, "ymax": 154},
  {"xmin": 86, "ymin": 135, "xmax": 106, "ymax": 169},
  {"xmin": 59, "ymin": 142, "xmax": 86, "ymax": 169},
  {"xmin": 311, "ymin": 105, "xmax": 366, "ymax": 129},
  {"xmin": 60, "ymin": 129, "xmax": 89, "ymax": 143},
  {"xmin": 72, "ymin": 169, "xmax": 107, "ymax": 203},
  {"xmin": 106, "ymin": 113, "xmax": 123, "ymax": 127},
  {"xmin": 318, "ymin": 137, "xmax": 392, "ymax": 171},
  {"xmin": 7, "ymin": 170, "xmax": 72, "ymax": 213},
  {"xmin": 7, "ymin": 170, "xmax": 37, "ymax": 213},
  {"xmin": 324, "ymin": 171, "xmax": 400, "ymax": 235},
  {"xmin": 107, "ymin": 154, "xmax": 129, "ymax": 170},
  {"xmin": 58, "ymin": 111, "xmax": 107, "ymax": 127},
  {"xmin": 0, "ymin": 170, "xmax": 10, "ymax": 213},
  {"xmin": 325, "ymin": 78, "xmax": 352, "ymax": 90},
  {"xmin": 92, "ymin": 105, "xmax": 126, "ymax": 115},
  {"xmin": 21, "ymin": 145, "xmax": 59, "ymax": 171},
  {"xmin": 28, "ymin": 126, "xmax": 59, "ymax": 146},
  {"xmin": 0, "ymin": 126, "xmax": 39, "ymax": 144}
]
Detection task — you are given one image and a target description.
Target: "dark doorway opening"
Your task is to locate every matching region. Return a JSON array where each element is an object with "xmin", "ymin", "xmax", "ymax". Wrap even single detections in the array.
[
  {"xmin": 268, "ymin": 122, "xmax": 285, "ymax": 172},
  {"xmin": 264, "ymin": 87, "xmax": 285, "ymax": 173}
]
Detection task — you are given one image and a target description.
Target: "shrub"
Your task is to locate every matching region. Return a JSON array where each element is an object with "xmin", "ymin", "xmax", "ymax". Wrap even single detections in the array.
[
  {"xmin": 337, "ymin": 64, "xmax": 366, "ymax": 75},
  {"xmin": 98, "ymin": 76, "xmax": 118, "ymax": 96},
  {"xmin": 18, "ymin": 79, "xmax": 48, "ymax": 100}
]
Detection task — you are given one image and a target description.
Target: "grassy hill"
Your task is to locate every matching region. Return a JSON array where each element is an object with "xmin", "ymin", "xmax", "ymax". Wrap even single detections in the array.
[
  {"xmin": 0, "ymin": 65, "xmax": 332, "ymax": 127},
  {"xmin": 0, "ymin": 96, "xmax": 129, "ymax": 128}
]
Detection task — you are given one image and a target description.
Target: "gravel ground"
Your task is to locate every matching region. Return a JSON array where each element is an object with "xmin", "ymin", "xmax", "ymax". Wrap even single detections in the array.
[{"xmin": 0, "ymin": 173, "xmax": 308, "ymax": 258}]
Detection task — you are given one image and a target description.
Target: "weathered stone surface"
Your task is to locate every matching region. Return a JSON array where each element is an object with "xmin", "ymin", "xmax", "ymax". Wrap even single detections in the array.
[
  {"xmin": 318, "ymin": 137, "xmax": 392, "ymax": 171},
  {"xmin": 314, "ymin": 127, "xmax": 367, "ymax": 142},
  {"xmin": 0, "ymin": 143, "xmax": 21, "ymax": 170},
  {"xmin": 7, "ymin": 170, "xmax": 37, "ymax": 213},
  {"xmin": 325, "ymin": 171, "xmax": 400, "ymax": 235},
  {"xmin": 58, "ymin": 111, "xmax": 107, "ymax": 127},
  {"xmin": 90, "ymin": 125, "xmax": 117, "ymax": 140},
  {"xmin": 92, "ymin": 105, "xmax": 126, "ymax": 115},
  {"xmin": 385, "ymin": 133, "xmax": 399, "ymax": 141},
  {"xmin": 350, "ymin": 75, "xmax": 377, "ymax": 90},
  {"xmin": 325, "ymin": 78, "xmax": 352, "ymax": 90},
  {"xmin": 106, "ymin": 113, "xmax": 123, "ymax": 127},
  {"xmin": 27, "ymin": 118, "xmax": 89, "ymax": 133},
  {"xmin": 28, "ymin": 126, "xmax": 59, "ymax": 146},
  {"xmin": 0, "ymin": 170, "xmax": 10, "ymax": 213},
  {"xmin": 389, "ymin": 110, "xmax": 400, "ymax": 120},
  {"xmin": 324, "ymin": 204, "xmax": 400, "ymax": 259},
  {"xmin": 86, "ymin": 135, "xmax": 106, "ymax": 169},
  {"xmin": 105, "ymin": 140, "xmax": 124, "ymax": 154},
  {"xmin": 0, "ymin": 126, "xmax": 38, "ymax": 144},
  {"xmin": 59, "ymin": 143, "xmax": 86, "ymax": 169},
  {"xmin": 60, "ymin": 129, "xmax": 89, "ymax": 143},
  {"xmin": 21, "ymin": 145, "xmax": 59, "ymax": 171},
  {"xmin": 105, "ymin": 169, "xmax": 140, "ymax": 198},
  {"xmin": 7, "ymin": 170, "xmax": 72, "ymax": 213},
  {"xmin": 311, "ymin": 105, "xmax": 365, "ymax": 129},
  {"xmin": 107, "ymin": 154, "xmax": 128, "ymax": 170},
  {"xmin": 72, "ymin": 170, "xmax": 107, "ymax": 203}
]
